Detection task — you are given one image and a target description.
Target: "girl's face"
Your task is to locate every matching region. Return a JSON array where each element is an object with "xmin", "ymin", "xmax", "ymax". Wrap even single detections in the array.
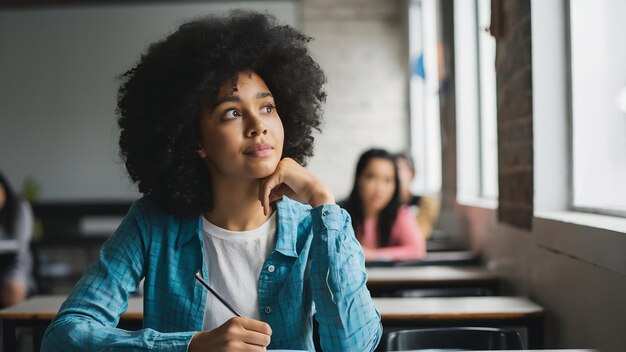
[
  {"xmin": 358, "ymin": 158, "xmax": 396, "ymax": 215},
  {"xmin": 198, "ymin": 71, "xmax": 284, "ymax": 182}
]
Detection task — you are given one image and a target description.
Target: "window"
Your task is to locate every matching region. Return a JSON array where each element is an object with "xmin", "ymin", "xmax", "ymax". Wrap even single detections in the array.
[
  {"xmin": 569, "ymin": 0, "xmax": 626, "ymax": 216},
  {"xmin": 408, "ymin": 0, "xmax": 442, "ymax": 195},
  {"xmin": 476, "ymin": 0, "xmax": 498, "ymax": 200},
  {"xmin": 454, "ymin": 0, "xmax": 498, "ymax": 203}
]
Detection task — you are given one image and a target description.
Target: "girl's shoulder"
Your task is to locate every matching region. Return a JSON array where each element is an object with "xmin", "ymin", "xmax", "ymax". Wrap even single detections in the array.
[
  {"xmin": 128, "ymin": 196, "xmax": 165, "ymax": 220},
  {"xmin": 394, "ymin": 205, "xmax": 413, "ymax": 222},
  {"xmin": 125, "ymin": 196, "xmax": 200, "ymax": 247},
  {"xmin": 397, "ymin": 205, "xmax": 411, "ymax": 215},
  {"xmin": 16, "ymin": 198, "xmax": 33, "ymax": 216},
  {"xmin": 128, "ymin": 196, "xmax": 196, "ymax": 229}
]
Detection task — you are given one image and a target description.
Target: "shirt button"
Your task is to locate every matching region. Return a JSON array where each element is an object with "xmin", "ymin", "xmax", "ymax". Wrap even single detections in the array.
[
  {"xmin": 265, "ymin": 306, "xmax": 272, "ymax": 314},
  {"xmin": 267, "ymin": 265, "xmax": 275, "ymax": 273}
]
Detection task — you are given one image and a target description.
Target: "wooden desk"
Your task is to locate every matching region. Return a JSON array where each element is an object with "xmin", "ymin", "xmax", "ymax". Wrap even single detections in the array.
[
  {"xmin": 426, "ymin": 240, "xmax": 466, "ymax": 252},
  {"xmin": 373, "ymin": 296, "xmax": 544, "ymax": 348},
  {"xmin": 0, "ymin": 295, "xmax": 142, "ymax": 320},
  {"xmin": 0, "ymin": 295, "xmax": 142, "ymax": 351},
  {"xmin": 366, "ymin": 265, "xmax": 500, "ymax": 296},
  {"xmin": 2, "ymin": 295, "xmax": 543, "ymax": 350},
  {"xmin": 366, "ymin": 250, "xmax": 480, "ymax": 268}
]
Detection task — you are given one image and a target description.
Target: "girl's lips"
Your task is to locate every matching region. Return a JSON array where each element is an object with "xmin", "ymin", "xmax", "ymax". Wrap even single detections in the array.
[{"xmin": 244, "ymin": 146, "xmax": 273, "ymax": 157}]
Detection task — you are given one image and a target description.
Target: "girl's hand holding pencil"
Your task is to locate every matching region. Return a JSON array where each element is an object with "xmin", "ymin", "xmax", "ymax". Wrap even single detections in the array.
[{"xmin": 188, "ymin": 317, "xmax": 272, "ymax": 352}]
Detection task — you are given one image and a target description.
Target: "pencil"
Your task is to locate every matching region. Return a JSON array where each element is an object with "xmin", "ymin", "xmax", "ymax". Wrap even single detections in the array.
[{"xmin": 194, "ymin": 270, "xmax": 242, "ymax": 317}]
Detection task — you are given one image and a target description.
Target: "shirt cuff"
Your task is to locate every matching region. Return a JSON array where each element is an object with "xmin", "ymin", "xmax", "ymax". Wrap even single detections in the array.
[
  {"xmin": 186, "ymin": 331, "xmax": 200, "ymax": 352},
  {"xmin": 153, "ymin": 331, "xmax": 197, "ymax": 352},
  {"xmin": 310, "ymin": 203, "xmax": 344, "ymax": 234}
]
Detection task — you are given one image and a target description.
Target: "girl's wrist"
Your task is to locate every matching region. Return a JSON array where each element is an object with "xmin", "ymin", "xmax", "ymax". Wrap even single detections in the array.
[{"xmin": 309, "ymin": 183, "xmax": 335, "ymax": 207}]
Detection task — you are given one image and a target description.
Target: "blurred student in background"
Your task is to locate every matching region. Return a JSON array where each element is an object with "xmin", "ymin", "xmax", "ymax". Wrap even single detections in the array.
[
  {"xmin": 394, "ymin": 152, "xmax": 441, "ymax": 240},
  {"xmin": 342, "ymin": 149, "xmax": 426, "ymax": 261},
  {"xmin": 0, "ymin": 171, "xmax": 35, "ymax": 307}
]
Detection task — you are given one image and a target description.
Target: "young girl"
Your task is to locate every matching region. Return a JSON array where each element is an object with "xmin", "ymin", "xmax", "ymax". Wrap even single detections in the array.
[
  {"xmin": 41, "ymin": 11, "xmax": 381, "ymax": 352},
  {"xmin": 341, "ymin": 149, "xmax": 426, "ymax": 261}
]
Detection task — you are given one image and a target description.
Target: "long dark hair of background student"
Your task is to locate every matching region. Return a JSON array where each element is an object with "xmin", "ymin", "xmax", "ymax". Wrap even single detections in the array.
[
  {"xmin": 0, "ymin": 171, "xmax": 19, "ymax": 234},
  {"xmin": 341, "ymin": 148, "xmax": 401, "ymax": 247}
]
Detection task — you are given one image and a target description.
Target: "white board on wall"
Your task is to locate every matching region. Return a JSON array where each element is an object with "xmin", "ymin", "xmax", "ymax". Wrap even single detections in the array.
[{"xmin": 0, "ymin": 2, "xmax": 297, "ymax": 201}]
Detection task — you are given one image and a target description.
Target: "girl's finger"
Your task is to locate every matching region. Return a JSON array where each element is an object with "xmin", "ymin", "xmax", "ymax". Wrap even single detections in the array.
[
  {"xmin": 240, "ymin": 333, "xmax": 271, "ymax": 348},
  {"xmin": 239, "ymin": 317, "xmax": 272, "ymax": 336},
  {"xmin": 259, "ymin": 173, "xmax": 282, "ymax": 216},
  {"xmin": 268, "ymin": 184, "xmax": 294, "ymax": 203},
  {"xmin": 268, "ymin": 190, "xmax": 281, "ymax": 203}
]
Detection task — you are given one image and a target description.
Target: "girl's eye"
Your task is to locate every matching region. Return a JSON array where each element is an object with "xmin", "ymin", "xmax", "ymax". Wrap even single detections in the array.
[
  {"xmin": 261, "ymin": 104, "xmax": 275, "ymax": 114},
  {"xmin": 223, "ymin": 109, "xmax": 241, "ymax": 119}
]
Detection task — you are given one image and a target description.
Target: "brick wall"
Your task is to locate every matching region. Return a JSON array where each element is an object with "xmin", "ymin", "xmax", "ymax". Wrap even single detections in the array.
[
  {"xmin": 438, "ymin": 0, "xmax": 533, "ymax": 234},
  {"xmin": 493, "ymin": 0, "xmax": 534, "ymax": 229},
  {"xmin": 300, "ymin": 0, "xmax": 410, "ymax": 199}
]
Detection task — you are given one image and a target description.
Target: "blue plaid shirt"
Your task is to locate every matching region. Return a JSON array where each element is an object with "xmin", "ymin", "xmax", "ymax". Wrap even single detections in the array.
[{"xmin": 41, "ymin": 196, "xmax": 382, "ymax": 351}]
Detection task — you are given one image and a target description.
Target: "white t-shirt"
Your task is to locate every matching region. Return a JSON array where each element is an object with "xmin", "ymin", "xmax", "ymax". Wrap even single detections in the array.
[{"xmin": 200, "ymin": 213, "xmax": 277, "ymax": 330}]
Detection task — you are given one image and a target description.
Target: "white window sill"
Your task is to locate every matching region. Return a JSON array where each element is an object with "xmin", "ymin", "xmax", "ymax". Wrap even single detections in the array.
[
  {"xmin": 535, "ymin": 210, "xmax": 626, "ymax": 234},
  {"xmin": 457, "ymin": 197, "xmax": 498, "ymax": 210}
]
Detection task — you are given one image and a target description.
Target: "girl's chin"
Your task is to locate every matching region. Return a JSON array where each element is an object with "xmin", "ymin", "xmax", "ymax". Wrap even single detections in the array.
[
  {"xmin": 367, "ymin": 202, "xmax": 387, "ymax": 213},
  {"xmin": 247, "ymin": 163, "xmax": 280, "ymax": 179}
]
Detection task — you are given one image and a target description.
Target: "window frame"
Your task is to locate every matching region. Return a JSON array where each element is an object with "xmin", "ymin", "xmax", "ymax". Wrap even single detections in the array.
[
  {"xmin": 454, "ymin": 0, "xmax": 498, "ymax": 206},
  {"xmin": 565, "ymin": 0, "xmax": 626, "ymax": 219}
]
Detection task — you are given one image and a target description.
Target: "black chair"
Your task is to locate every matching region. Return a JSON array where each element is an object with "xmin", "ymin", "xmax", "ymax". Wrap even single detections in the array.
[
  {"xmin": 384, "ymin": 327, "xmax": 525, "ymax": 351},
  {"xmin": 30, "ymin": 242, "xmax": 52, "ymax": 295}
]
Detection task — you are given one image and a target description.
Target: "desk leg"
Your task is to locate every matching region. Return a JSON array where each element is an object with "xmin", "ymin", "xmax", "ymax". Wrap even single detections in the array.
[
  {"xmin": 527, "ymin": 317, "xmax": 544, "ymax": 349},
  {"xmin": 1, "ymin": 319, "xmax": 17, "ymax": 352}
]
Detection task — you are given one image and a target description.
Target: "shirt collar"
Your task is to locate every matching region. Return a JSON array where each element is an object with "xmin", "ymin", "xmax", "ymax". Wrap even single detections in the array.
[
  {"xmin": 175, "ymin": 196, "xmax": 300, "ymax": 257},
  {"xmin": 175, "ymin": 214, "xmax": 202, "ymax": 249}
]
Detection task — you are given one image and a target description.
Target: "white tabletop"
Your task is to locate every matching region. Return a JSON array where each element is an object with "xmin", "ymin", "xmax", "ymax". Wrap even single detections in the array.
[
  {"xmin": 373, "ymin": 296, "xmax": 544, "ymax": 320},
  {"xmin": 2, "ymin": 295, "xmax": 544, "ymax": 322},
  {"xmin": 0, "ymin": 295, "xmax": 142, "ymax": 320},
  {"xmin": 366, "ymin": 265, "xmax": 499, "ymax": 284}
]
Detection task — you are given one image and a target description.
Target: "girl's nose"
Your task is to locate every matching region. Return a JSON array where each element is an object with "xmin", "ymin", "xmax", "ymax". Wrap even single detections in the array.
[{"xmin": 245, "ymin": 113, "xmax": 268, "ymax": 137}]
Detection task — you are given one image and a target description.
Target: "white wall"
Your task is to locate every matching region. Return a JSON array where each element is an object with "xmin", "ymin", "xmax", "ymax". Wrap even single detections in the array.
[
  {"xmin": 0, "ymin": 0, "xmax": 410, "ymax": 203},
  {"xmin": 302, "ymin": 0, "xmax": 410, "ymax": 200},
  {"xmin": 0, "ymin": 2, "xmax": 297, "ymax": 201}
]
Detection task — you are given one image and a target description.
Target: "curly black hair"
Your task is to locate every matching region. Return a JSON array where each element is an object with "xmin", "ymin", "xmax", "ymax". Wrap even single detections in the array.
[{"xmin": 117, "ymin": 10, "xmax": 326, "ymax": 217}]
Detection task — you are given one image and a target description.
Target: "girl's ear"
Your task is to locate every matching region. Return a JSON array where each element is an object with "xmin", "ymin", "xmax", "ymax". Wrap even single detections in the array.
[{"xmin": 197, "ymin": 147, "xmax": 207, "ymax": 158}]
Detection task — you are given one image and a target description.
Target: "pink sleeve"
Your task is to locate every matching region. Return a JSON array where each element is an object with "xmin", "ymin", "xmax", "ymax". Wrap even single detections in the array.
[{"xmin": 367, "ymin": 206, "xmax": 426, "ymax": 261}]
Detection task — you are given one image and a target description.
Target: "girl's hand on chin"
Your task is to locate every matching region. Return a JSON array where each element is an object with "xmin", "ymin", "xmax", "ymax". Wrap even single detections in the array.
[{"xmin": 259, "ymin": 158, "xmax": 335, "ymax": 215}]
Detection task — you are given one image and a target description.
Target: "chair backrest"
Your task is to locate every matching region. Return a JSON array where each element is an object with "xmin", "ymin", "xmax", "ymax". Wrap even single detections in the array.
[{"xmin": 385, "ymin": 327, "xmax": 525, "ymax": 351}]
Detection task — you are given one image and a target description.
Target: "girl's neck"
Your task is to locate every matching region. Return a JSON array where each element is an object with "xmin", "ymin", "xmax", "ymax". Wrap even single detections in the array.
[
  {"xmin": 400, "ymin": 190, "xmax": 411, "ymax": 204},
  {"xmin": 363, "ymin": 208, "xmax": 379, "ymax": 219},
  {"xmin": 204, "ymin": 178, "xmax": 272, "ymax": 232}
]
